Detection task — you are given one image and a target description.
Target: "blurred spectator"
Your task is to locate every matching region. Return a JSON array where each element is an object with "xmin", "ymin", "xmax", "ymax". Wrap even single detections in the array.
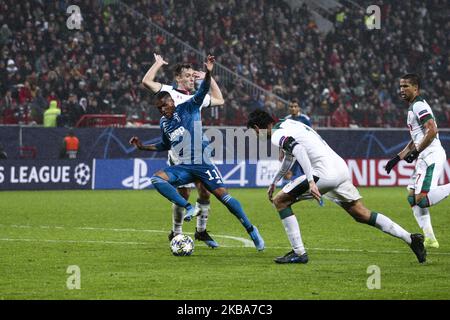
[
  {"xmin": 331, "ymin": 103, "xmax": 350, "ymax": 127},
  {"xmin": 43, "ymin": 100, "xmax": 61, "ymax": 127},
  {"xmin": 0, "ymin": 89, "xmax": 17, "ymax": 124},
  {"xmin": 285, "ymin": 99, "xmax": 312, "ymax": 127},
  {"xmin": 18, "ymin": 81, "xmax": 32, "ymax": 104},
  {"xmin": 0, "ymin": 0, "xmax": 447, "ymax": 127},
  {"xmin": 60, "ymin": 129, "xmax": 80, "ymax": 159},
  {"xmin": 6, "ymin": 59, "xmax": 18, "ymax": 74}
]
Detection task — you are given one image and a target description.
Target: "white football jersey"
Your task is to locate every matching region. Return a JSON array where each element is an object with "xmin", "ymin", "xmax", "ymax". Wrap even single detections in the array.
[
  {"xmin": 271, "ymin": 119, "xmax": 348, "ymax": 179},
  {"xmin": 160, "ymin": 84, "xmax": 211, "ymax": 109},
  {"xmin": 407, "ymin": 96, "xmax": 443, "ymax": 158}
]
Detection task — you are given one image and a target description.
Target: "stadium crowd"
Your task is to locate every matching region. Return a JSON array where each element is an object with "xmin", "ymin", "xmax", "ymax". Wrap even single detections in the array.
[{"xmin": 0, "ymin": 0, "xmax": 448, "ymax": 127}]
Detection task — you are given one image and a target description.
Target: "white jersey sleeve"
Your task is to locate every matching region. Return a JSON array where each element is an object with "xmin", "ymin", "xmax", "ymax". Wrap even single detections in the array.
[
  {"xmin": 270, "ymin": 128, "xmax": 288, "ymax": 149},
  {"xmin": 271, "ymin": 119, "xmax": 348, "ymax": 180},
  {"xmin": 412, "ymin": 101, "xmax": 433, "ymax": 125},
  {"xmin": 407, "ymin": 98, "xmax": 442, "ymax": 155},
  {"xmin": 160, "ymin": 84, "xmax": 211, "ymax": 108}
]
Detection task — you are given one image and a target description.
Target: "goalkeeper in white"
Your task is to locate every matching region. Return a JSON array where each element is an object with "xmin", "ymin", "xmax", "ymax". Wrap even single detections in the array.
[{"xmin": 247, "ymin": 110, "xmax": 427, "ymax": 264}]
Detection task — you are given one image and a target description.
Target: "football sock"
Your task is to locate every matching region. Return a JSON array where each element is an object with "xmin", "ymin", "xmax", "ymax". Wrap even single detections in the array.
[
  {"xmin": 196, "ymin": 199, "xmax": 210, "ymax": 233},
  {"xmin": 412, "ymin": 206, "xmax": 436, "ymax": 240},
  {"xmin": 426, "ymin": 184, "xmax": 450, "ymax": 207},
  {"xmin": 369, "ymin": 212, "xmax": 411, "ymax": 244},
  {"xmin": 151, "ymin": 176, "xmax": 191, "ymax": 209},
  {"xmin": 219, "ymin": 194, "xmax": 252, "ymax": 230},
  {"xmin": 172, "ymin": 204, "xmax": 184, "ymax": 235},
  {"xmin": 280, "ymin": 209, "xmax": 306, "ymax": 255}
]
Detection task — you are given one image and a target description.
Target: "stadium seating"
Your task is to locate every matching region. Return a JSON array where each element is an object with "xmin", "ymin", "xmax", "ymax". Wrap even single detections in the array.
[{"xmin": 0, "ymin": 0, "xmax": 448, "ymax": 127}]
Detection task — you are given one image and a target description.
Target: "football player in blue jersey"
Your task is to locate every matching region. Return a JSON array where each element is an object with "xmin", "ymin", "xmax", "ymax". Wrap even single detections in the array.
[
  {"xmin": 140, "ymin": 53, "xmax": 225, "ymax": 248},
  {"xmin": 130, "ymin": 55, "xmax": 264, "ymax": 251}
]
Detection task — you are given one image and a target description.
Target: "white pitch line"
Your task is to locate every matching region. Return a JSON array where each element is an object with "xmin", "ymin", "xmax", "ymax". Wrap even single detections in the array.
[
  {"xmin": 0, "ymin": 238, "xmax": 148, "ymax": 245},
  {"xmin": 0, "ymin": 238, "xmax": 450, "ymax": 256},
  {"xmin": 0, "ymin": 224, "xmax": 254, "ymax": 247},
  {"xmin": 1, "ymin": 224, "xmax": 450, "ymax": 255}
]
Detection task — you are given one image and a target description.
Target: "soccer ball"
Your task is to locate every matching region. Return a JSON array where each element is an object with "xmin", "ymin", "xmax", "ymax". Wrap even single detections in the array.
[{"xmin": 170, "ymin": 234, "xmax": 194, "ymax": 256}]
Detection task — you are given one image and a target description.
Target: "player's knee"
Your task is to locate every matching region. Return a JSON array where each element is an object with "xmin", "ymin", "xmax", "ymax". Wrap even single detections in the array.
[
  {"xmin": 153, "ymin": 171, "xmax": 169, "ymax": 180},
  {"xmin": 273, "ymin": 195, "xmax": 288, "ymax": 210},
  {"xmin": 178, "ymin": 187, "xmax": 190, "ymax": 200},
  {"xmin": 212, "ymin": 187, "xmax": 227, "ymax": 199},
  {"xmin": 272, "ymin": 197, "xmax": 282, "ymax": 210},
  {"xmin": 416, "ymin": 195, "xmax": 430, "ymax": 208},
  {"xmin": 197, "ymin": 187, "xmax": 210, "ymax": 200},
  {"xmin": 346, "ymin": 201, "xmax": 370, "ymax": 223},
  {"xmin": 351, "ymin": 212, "xmax": 367, "ymax": 224}
]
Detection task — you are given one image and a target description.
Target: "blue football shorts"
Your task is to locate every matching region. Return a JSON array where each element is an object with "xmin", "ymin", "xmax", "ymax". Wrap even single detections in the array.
[{"xmin": 163, "ymin": 163, "xmax": 225, "ymax": 191}]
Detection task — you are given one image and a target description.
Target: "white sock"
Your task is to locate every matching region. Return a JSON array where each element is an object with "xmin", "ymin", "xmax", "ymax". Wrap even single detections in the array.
[
  {"xmin": 427, "ymin": 184, "xmax": 450, "ymax": 206},
  {"xmin": 373, "ymin": 213, "xmax": 411, "ymax": 244},
  {"xmin": 281, "ymin": 215, "xmax": 306, "ymax": 255},
  {"xmin": 196, "ymin": 202, "xmax": 210, "ymax": 232},
  {"xmin": 172, "ymin": 204, "xmax": 184, "ymax": 234},
  {"xmin": 412, "ymin": 206, "xmax": 436, "ymax": 240}
]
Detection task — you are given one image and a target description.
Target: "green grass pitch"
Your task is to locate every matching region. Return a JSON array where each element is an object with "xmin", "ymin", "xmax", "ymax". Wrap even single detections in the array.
[{"xmin": 0, "ymin": 187, "xmax": 449, "ymax": 300}]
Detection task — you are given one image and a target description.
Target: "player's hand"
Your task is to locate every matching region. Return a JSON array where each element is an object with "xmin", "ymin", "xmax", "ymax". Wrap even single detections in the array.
[
  {"xmin": 404, "ymin": 149, "xmax": 420, "ymax": 163},
  {"xmin": 267, "ymin": 184, "xmax": 276, "ymax": 202},
  {"xmin": 129, "ymin": 136, "xmax": 142, "ymax": 149},
  {"xmin": 309, "ymin": 181, "xmax": 322, "ymax": 204},
  {"xmin": 204, "ymin": 55, "xmax": 215, "ymax": 72},
  {"xmin": 153, "ymin": 53, "xmax": 168, "ymax": 66},
  {"xmin": 385, "ymin": 155, "xmax": 401, "ymax": 174},
  {"xmin": 279, "ymin": 149, "xmax": 285, "ymax": 162},
  {"xmin": 193, "ymin": 70, "xmax": 205, "ymax": 80}
]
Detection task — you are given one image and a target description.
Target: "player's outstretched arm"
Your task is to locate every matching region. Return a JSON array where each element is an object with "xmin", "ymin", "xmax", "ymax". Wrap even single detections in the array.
[
  {"xmin": 141, "ymin": 53, "xmax": 168, "ymax": 93},
  {"xmin": 129, "ymin": 136, "xmax": 168, "ymax": 151},
  {"xmin": 267, "ymin": 153, "xmax": 295, "ymax": 202},
  {"xmin": 192, "ymin": 55, "xmax": 214, "ymax": 105},
  {"xmin": 204, "ymin": 54, "xmax": 215, "ymax": 73},
  {"xmin": 193, "ymin": 70, "xmax": 224, "ymax": 106},
  {"xmin": 209, "ymin": 77, "xmax": 225, "ymax": 106}
]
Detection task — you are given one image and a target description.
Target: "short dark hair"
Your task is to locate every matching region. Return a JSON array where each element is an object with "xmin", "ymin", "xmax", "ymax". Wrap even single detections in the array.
[
  {"xmin": 247, "ymin": 110, "xmax": 275, "ymax": 129},
  {"xmin": 173, "ymin": 63, "xmax": 193, "ymax": 77},
  {"xmin": 401, "ymin": 73, "xmax": 420, "ymax": 88},
  {"xmin": 153, "ymin": 91, "xmax": 171, "ymax": 107}
]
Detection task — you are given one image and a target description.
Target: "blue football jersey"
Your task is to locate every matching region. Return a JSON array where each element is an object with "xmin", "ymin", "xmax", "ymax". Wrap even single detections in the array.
[
  {"xmin": 285, "ymin": 114, "xmax": 312, "ymax": 127},
  {"xmin": 156, "ymin": 77, "xmax": 213, "ymax": 165}
]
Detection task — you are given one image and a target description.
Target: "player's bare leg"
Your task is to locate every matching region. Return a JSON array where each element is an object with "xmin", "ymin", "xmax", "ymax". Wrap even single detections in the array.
[{"xmin": 341, "ymin": 200, "xmax": 426, "ymax": 263}]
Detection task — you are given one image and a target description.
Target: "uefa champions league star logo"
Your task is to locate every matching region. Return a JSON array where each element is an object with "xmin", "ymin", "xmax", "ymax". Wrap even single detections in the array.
[
  {"xmin": 74, "ymin": 163, "xmax": 91, "ymax": 185},
  {"xmin": 122, "ymin": 159, "xmax": 152, "ymax": 190}
]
